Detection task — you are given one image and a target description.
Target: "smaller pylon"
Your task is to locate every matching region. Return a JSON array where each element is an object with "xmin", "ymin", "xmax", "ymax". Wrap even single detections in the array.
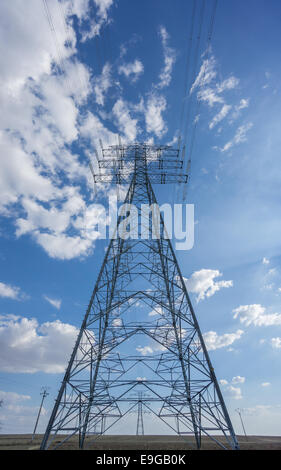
[{"xmin": 32, "ymin": 387, "xmax": 49, "ymax": 441}]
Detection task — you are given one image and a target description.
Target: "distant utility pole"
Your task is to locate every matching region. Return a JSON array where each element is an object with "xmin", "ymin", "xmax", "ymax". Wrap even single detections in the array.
[
  {"xmin": 32, "ymin": 387, "xmax": 49, "ymax": 441},
  {"xmin": 235, "ymin": 408, "xmax": 247, "ymax": 440},
  {"xmin": 136, "ymin": 392, "xmax": 145, "ymax": 436}
]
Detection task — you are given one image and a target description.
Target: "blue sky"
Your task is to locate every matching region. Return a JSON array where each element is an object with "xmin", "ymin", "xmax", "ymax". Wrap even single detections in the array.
[{"xmin": 1, "ymin": 0, "xmax": 281, "ymax": 437}]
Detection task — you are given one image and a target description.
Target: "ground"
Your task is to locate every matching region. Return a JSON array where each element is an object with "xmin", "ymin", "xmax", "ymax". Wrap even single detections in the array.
[{"xmin": 0, "ymin": 434, "xmax": 281, "ymax": 450}]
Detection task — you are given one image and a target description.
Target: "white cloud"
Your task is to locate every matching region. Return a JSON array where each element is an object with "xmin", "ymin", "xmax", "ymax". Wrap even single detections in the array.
[
  {"xmin": 14, "ymin": 188, "xmax": 104, "ymax": 260},
  {"xmin": 157, "ymin": 26, "xmax": 176, "ymax": 89},
  {"xmin": 16, "ymin": 196, "xmax": 81, "ymax": 237},
  {"xmin": 80, "ymin": 110, "xmax": 117, "ymax": 150},
  {"xmin": 0, "ymin": 390, "xmax": 31, "ymax": 405},
  {"xmin": 43, "ymin": 295, "xmax": 62, "ymax": 310},
  {"xmin": 220, "ymin": 122, "xmax": 253, "ymax": 152},
  {"xmin": 271, "ymin": 337, "xmax": 281, "ymax": 349},
  {"xmin": 118, "ymin": 59, "xmax": 144, "ymax": 82},
  {"xmin": 261, "ymin": 382, "xmax": 271, "ymax": 387},
  {"xmin": 0, "ymin": 131, "xmax": 57, "ymax": 213},
  {"xmin": 219, "ymin": 379, "xmax": 243, "ymax": 400},
  {"xmin": 112, "ymin": 98, "xmax": 138, "ymax": 142},
  {"xmin": 0, "ymin": 389, "xmax": 49, "ymax": 434},
  {"xmin": 0, "ymin": 314, "xmax": 78, "ymax": 373},
  {"xmin": 148, "ymin": 306, "xmax": 164, "ymax": 317},
  {"xmin": 145, "ymin": 94, "xmax": 167, "ymax": 138},
  {"xmin": 262, "ymin": 257, "xmax": 270, "ymax": 265},
  {"xmin": 190, "ymin": 56, "xmax": 217, "ymax": 94},
  {"xmin": 197, "ymin": 87, "xmax": 224, "ymax": 107},
  {"xmin": 233, "ymin": 304, "xmax": 281, "ymax": 327},
  {"xmin": 225, "ymin": 385, "xmax": 242, "ymax": 400},
  {"xmin": 0, "ymin": 1, "xmax": 76, "ymax": 91},
  {"xmin": 203, "ymin": 329, "xmax": 244, "ymax": 351},
  {"xmin": 219, "ymin": 379, "xmax": 228, "ymax": 385},
  {"xmin": 40, "ymin": 74, "xmax": 80, "ymax": 143},
  {"xmin": 230, "ymin": 98, "xmax": 250, "ymax": 121},
  {"xmin": 34, "ymin": 231, "xmax": 93, "ymax": 260},
  {"xmin": 237, "ymin": 98, "xmax": 249, "ymax": 110},
  {"xmin": 184, "ymin": 268, "xmax": 233, "ymax": 302},
  {"xmin": 267, "ymin": 268, "xmax": 277, "ymax": 277},
  {"xmin": 112, "ymin": 318, "xmax": 122, "ymax": 327},
  {"xmin": 0, "ymin": 282, "xmax": 22, "ymax": 300},
  {"xmin": 190, "ymin": 55, "xmax": 239, "ymax": 106},
  {"xmin": 0, "ymin": 0, "xmax": 109, "ymax": 261},
  {"xmin": 80, "ymin": 0, "xmax": 114, "ymax": 42},
  {"xmin": 216, "ymin": 76, "xmax": 240, "ymax": 93},
  {"xmin": 136, "ymin": 345, "xmax": 154, "ymax": 356},
  {"xmin": 209, "ymin": 104, "xmax": 232, "ymax": 129},
  {"xmin": 93, "ymin": 63, "xmax": 112, "ymax": 106},
  {"xmin": 190, "ymin": 54, "xmax": 250, "ymax": 152},
  {"xmin": 232, "ymin": 376, "xmax": 245, "ymax": 384}
]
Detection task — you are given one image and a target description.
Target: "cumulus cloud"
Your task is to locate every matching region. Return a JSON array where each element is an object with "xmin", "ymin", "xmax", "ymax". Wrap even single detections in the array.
[
  {"xmin": 0, "ymin": 389, "xmax": 49, "ymax": 433},
  {"xmin": 262, "ymin": 257, "xmax": 270, "ymax": 265},
  {"xmin": 0, "ymin": 390, "xmax": 31, "ymax": 405},
  {"xmin": 34, "ymin": 231, "xmax": 94, "ymax": 260},
  {"xmin": 93, "ymin": 63, "xmax": 112, "ymax": 106},
  {"xmin": 232, "ymin": 376, "xmax": 245, "ymax": 384},
  {"xmin": 184, "ymin": 268, "xmax": 233, "ymax": 302},
  {"xmin": 203, "ymin": 329, "xmax": 244, "ymax": 351},
  {"xmin": 136, "ymin": 345, "xmax": 154, "ymax": 356},
  {"xmin": 224, "ymin": 385, "xmax": 242, "ymax": 400},
  {"xmin": 271, "ymin": 337, "xmax": 281, "ymax": 349},
  {"xmin": 197, "ymin": 87, "xmax": 224, "ymax": 107},
  {"xmin": 80, "ymin": 0, "xmax": 114, "ymax": 42},
  {"xmin": 112, "ymin": 98, "xmax": 138, "ymax": 142},
  {"xmin": 233, "ymin": 304, "xmax": 281, "ymax": 327},
  {"xmin": 0, "ymin": 282, "xmax": 24, "ymax": 300},
  {"xmin": 219, "ymin": 377, "xmax": 244, "ymax": 400},
  {"xmin": 118, "ymin": 59, "xmax": 144, "ymax": 82},
  {"xmin": 0, "ymin": 0, "xmax": 105, "ymax": 260},
  {"xmin": 0, "ymin": 314, "xmax": 78, "ymax": 373},
  {"xmin": 219, "ymin": 379, "xmax": 228, "ymax": 386},
  {"xmin": 145, "ymin": 94, "xmax": 167, "ymax": 138},
  {"xmin": 148, "ymin": 306, "xmax": 164, "ymax": 317}
]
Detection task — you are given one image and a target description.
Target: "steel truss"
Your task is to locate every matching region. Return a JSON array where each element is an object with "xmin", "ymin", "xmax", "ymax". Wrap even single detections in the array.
[{"xmin": 41, "ymin": 144, "xmax": 239, "ymax": 450}]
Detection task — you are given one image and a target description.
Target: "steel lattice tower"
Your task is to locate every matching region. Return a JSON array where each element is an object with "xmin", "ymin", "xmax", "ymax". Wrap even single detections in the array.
[{"xmin": 40, "ymin": 143, "xmax": 239, "ymax": 450}]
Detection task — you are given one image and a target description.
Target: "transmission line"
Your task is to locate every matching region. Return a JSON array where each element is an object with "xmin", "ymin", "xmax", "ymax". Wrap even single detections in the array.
[{"xmin": 182, "ymin": 0, "xmax": 218, "ymax": 202}]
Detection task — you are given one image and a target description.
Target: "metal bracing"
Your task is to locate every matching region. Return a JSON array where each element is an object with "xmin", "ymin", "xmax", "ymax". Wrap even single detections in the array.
[{"xmin": 40, "ymin": 144, "xmax": 239, "ymax": 450}]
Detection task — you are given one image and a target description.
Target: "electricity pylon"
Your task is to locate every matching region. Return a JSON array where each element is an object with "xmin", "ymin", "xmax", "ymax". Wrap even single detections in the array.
[
  {"xmin": 40, "ymin": 143, "xmax": 239, "ymax": 450},
  {"xmin": 129, "ymin": 391, "xmax": 151, "ymax": 435}
]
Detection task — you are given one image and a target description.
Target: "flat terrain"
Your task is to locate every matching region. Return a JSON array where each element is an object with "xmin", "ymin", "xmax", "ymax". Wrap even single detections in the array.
[{"xmin": 1, "ymin": 434, "xmax": 281, "ymax": 450}]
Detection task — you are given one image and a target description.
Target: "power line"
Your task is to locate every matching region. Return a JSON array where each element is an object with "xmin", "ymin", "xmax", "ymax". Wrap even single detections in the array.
[
  {"xmin": 182, "ymin": 0, "xmax": 218, "ymax": 202},
  {"xmin": 42, "ymin": 0, "xmax": 73, "ymax": 96},
  {"xmin": 178, "ymin": 0, "xmax": 197, "ymax": 144},
  {"xmin": 182, "ymin": 0, "xmax": 206, "ymax": 156}
]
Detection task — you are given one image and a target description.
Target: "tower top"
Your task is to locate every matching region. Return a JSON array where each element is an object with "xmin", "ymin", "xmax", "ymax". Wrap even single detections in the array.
[{"xmin": 90, "ymin": 142, "xmax": 188, "ymax": 185}]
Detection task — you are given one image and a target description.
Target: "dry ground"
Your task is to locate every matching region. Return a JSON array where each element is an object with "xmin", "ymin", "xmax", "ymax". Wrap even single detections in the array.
[{"xmin": 1, "ymin": 434, "xmax": 281, "ymax": 450}]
